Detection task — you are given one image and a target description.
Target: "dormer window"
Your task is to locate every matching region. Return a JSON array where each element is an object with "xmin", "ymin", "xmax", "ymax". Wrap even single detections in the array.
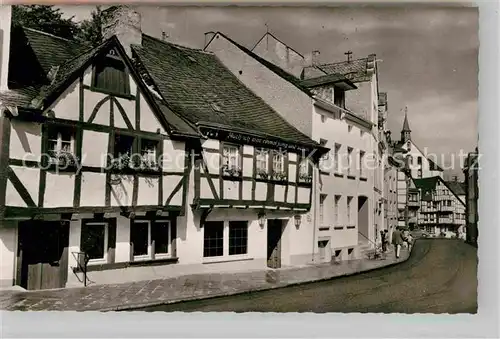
[{"xmin": 92, "ymin": 51, "xmax": 130, "ymax": 97}]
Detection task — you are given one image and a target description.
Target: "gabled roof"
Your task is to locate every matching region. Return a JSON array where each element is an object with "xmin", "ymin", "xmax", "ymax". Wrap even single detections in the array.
[
  {"xmin": 303, "ymin": 57, "xmax": 374, "ymax": 83},
  {"xmin": 1, "ymin": 27, "xmax": 199, "ymax": 138},
  {"xmin": 205, "ymin": 32, "xmax": 312, "ymax": 96},
  {"xmin": 251, "ymin": 32, "xmax": 304, "ymax": 58},
  {"xmin": 133, "ymin": 34, "xmax": 320, "ymax": 148},
  {"xmin": 413, "ymin": 176, "xmax": 466, "ymax": 206}
]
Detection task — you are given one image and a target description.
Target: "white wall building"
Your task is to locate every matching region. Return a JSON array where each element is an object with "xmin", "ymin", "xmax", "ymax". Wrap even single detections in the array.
[{"xmin": 205, "ymin": 31, "xmax": 389, "ymax": 260}]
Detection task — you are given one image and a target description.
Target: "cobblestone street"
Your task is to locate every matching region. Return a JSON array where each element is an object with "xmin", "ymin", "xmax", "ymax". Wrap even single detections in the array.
[
  {"xmin": 140, "ymin": 239, "xmax": 477, "ymax": 313},
  {"xmin": 1, "ymin": 244, "xmax": 408, "ymax": 312}
]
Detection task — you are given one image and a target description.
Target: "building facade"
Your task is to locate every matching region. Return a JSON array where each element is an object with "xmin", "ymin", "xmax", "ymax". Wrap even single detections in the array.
[
  {"xmin": 463, "ymin": 149, "xmax": 479, "ymax": 245},
  {"xmin": 205, "ymin": 31, "xmax": 388, "ymax": 262},
  {"xmin": 413, "ymin": 176, "xmax": 467, "ymax": 238},
  {"xmin": 0, "ymin": 5, "xmax": 326, "ymax": 289},
  {"xmin": 393, "ymin": 110, "xmax": 444, "ymax": 228}
]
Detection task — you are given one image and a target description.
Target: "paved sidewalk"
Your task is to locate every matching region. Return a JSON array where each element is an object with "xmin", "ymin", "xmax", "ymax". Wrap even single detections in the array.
[{"xmin": 0, "ymin": 248, "xmax": 410, "ymax": 312}]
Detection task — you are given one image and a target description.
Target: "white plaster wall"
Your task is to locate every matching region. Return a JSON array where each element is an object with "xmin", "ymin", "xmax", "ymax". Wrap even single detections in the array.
[
  {"xmin": 311, "ymin": 104, "xmax": 375, "ymax": 246},
  {"xmin": 252, "ymin": 34, "xmax": 305, "ymax": 78},
  {"xmin": 82, "ymin": 130, "xmax": 108, "ymax": 168},
  {"xmin": 43, "ymin": 172, "xmax": 75, "ymax": 207},
  {"xmin": 9, "ymin": 120, "xmax": 42, "ymax": 162},
  {"xmin": 5, "ymin": 166, "xmax": 39, "ymax": 207},
  {"xmin": 205, "ymin": 34, "xmax": 313, "ymax": 138},
  {"xmin": 0, "ymin": 222, "xmax": 17, "ymax": 287}
]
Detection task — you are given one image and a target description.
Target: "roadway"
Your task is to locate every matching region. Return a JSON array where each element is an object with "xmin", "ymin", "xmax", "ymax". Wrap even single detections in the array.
[{"xmin": 141, "ymin": 239, "xmax": 477, "ymax": 313}]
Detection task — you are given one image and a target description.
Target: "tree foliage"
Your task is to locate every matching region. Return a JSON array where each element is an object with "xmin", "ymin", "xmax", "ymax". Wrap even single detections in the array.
[
  {"xmin": 12, "ymin": 5, "xmax": 80, "ymax": 40},
  {"xmin": 75, "ymin": 6, "xmax": 103, "ymax": 47},
  {"xmin": 12, "ymin": 5, "xmax": 104, "ymax": 47}
]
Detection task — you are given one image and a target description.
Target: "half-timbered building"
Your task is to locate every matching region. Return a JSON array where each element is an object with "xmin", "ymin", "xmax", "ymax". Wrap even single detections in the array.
[
  {"xmin": 0, "ymin": 5, "xmax": 325, "ymax": 289},
  {"xmin": 414, "ymin": 176, "xmax": 466, "ymax": 238}
]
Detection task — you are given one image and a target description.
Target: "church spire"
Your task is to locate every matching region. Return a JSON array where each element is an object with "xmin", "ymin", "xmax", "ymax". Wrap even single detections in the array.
[{"xmin": 401, "ymin": 106, "xmax": 411, "ymax": 142}]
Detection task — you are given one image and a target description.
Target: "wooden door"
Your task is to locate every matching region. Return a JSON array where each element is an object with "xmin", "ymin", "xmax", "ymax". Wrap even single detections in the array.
[
  {"xmin": 267, "ymin": 219, "xmax": 283, "ymax": 269},
  {"xmin": 18, "ymin": 221, "xmax": 70, "ymax": 290}
]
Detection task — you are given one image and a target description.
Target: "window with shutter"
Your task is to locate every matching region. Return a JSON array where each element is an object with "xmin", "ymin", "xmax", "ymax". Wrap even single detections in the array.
[{"xmin": 92, "ymin": 54, "xmax": 130, "ymax": 96}]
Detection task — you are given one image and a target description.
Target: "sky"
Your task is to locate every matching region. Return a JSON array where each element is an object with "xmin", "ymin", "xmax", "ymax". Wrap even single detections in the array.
[{"xmin": 59, "ymin": 5, "xmax": 478, "ymax": 180}]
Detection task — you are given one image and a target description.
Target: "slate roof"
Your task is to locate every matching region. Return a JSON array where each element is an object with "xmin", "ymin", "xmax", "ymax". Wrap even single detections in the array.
[
  {"xmin": 303, "ymin": 57, "xmax": 373, "ymax": 83},
  {"xmin": 133, "ymin": 34, "xmax": 319, "ymax": 147},
  {"xmin": 2, "ymin": 26, "xmax": 320, "ymax": 148},
  {"xmin": 413, "ymin": 176, "xmax": 440, "ymax": 191},
  {"xmin": 1, "ymin": 26, "xmax": 87, "ymax": 108},
  {"xmin": 445, "ymin": 181, "xmax": 466, "ymax": 196},
  {"xmin": 22, "ymin": 28, "xmax": 87, "ymax": 76}
]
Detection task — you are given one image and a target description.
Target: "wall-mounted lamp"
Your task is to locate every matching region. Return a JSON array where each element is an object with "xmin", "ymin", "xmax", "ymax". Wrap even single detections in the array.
[
  {"xmin": 294, "ymin": 214, "xmax": 302, "ymax": 228},
  {"xmin": 258, "ymin": 212, "xmax": 266, "ymax": 228}
]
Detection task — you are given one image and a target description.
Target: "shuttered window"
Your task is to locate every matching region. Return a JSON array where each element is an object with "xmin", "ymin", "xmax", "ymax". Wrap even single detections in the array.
[{"xmin": 92, "ymin": 55, "xmax": 130, "ymax": 96}]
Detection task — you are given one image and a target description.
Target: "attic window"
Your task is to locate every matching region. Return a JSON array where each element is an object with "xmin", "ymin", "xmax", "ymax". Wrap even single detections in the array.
[{"xmin": 92, "ymin": 56, "xmax": 130, "ymax": 97}]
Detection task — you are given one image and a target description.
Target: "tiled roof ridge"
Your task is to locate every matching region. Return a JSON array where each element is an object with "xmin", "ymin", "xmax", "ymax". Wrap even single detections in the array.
[
  {"xmin": 22, "ymin": 26, "xmax": 83, "ymax": 45},
  {"xmin": 142, "ymin": 33, "xmax": 213, "ymax": 55}
]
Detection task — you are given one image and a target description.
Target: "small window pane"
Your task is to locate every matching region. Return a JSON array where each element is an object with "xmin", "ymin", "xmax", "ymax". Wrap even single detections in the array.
[
  {"xmin": 81, "ymin": 223, "xmax": 106, "ymax": 260},
  {"xmin": 203, "ymin": 222, "xmax": 224, "ymax": 257},
  {"xmin": 229, "ymin": 221, "xmax": 248, "ymax": 255},
  {"xmin": 152, "ymin": 222, "xmax": 169, "ymax": 254},
  {"xmin": 131, "ymin": 222, "xmax": 149, "ymax": 256}
]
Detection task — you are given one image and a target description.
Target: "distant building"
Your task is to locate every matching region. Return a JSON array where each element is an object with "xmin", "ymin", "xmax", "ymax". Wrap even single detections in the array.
[
  {"xmin": 413, "ymin": 176, "xmax": 466, "ymax": 238},
  {"xmin": 463, "ymin": 149, "xmax": 479, "ymax": 245},
  {"xmin": 392, "ymin": 110, "xmax": 444, "ymax": 228}
]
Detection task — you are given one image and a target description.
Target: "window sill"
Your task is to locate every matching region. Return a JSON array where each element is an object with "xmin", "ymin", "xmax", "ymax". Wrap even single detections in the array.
[
  {"xmin": 319, "ymin": 226, "xmax": 330, "ymax": 231},
  {"xmin": 333, "ymin": 226, "xmax": 344, "ymax": 230},
  {"xmin": 346, "ymin": 225, "xmax": 356, "ymax": 229},
  {"xmin": 319, "ymin": 170, "xmax": 330, "ymax": 176},
  {"xmin": 333, "ymin": 172, "xmax": 344, "ymax": 178},
  {"xmin": 347, "ymin": 175, "xmax": 356, "ymax": 180},
  {"xmin": 72, "ymin": 257, "xmax": 179, "ymax": 273},
  {"xmin": 202, "ymin": 255, "xmax": 253, "ymax": 265},
  {"xmin": 109, "ymin": 168, "xmax": 161, "ymax": 175},
  {"xmin": 360, "ymin": 177, "xmax": 368, "ymax": 182}
]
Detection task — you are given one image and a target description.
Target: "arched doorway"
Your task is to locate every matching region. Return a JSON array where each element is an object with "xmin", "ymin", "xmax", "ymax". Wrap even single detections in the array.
[{"xmin": 358, "ymin": 196, "xmax": 369, "ymax": 243}]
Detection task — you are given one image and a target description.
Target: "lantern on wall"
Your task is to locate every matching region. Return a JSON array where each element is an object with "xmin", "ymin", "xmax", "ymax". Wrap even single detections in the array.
[
  {"xmin": 258, "ymin": 212, "xmax": 266, "ymax": 228},
  {"xmin": 294, "ymin": 214, "xmax": 302, "ymax": 228}
]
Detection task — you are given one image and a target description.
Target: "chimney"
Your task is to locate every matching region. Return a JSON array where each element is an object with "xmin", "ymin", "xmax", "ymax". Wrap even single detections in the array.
[
  {"xmin": 0, "ymin": 5, "xmax": 12, "ymax": 91},
  {"xmin": 312, "ymin": 50, "xmax": 320, "ymax": 66},
  {"xmin": 204, "ymin": 31, "xmax": 216, "ymax": 49},
  {"xmin": 101, "ymin": 5, "xmax": 142, "ymax": 58}
]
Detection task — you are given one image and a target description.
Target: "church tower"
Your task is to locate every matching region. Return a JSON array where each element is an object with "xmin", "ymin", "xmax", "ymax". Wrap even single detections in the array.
[{"xmin": 401, "ymin": 107, "xmax": 411, "ymax": 142}]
